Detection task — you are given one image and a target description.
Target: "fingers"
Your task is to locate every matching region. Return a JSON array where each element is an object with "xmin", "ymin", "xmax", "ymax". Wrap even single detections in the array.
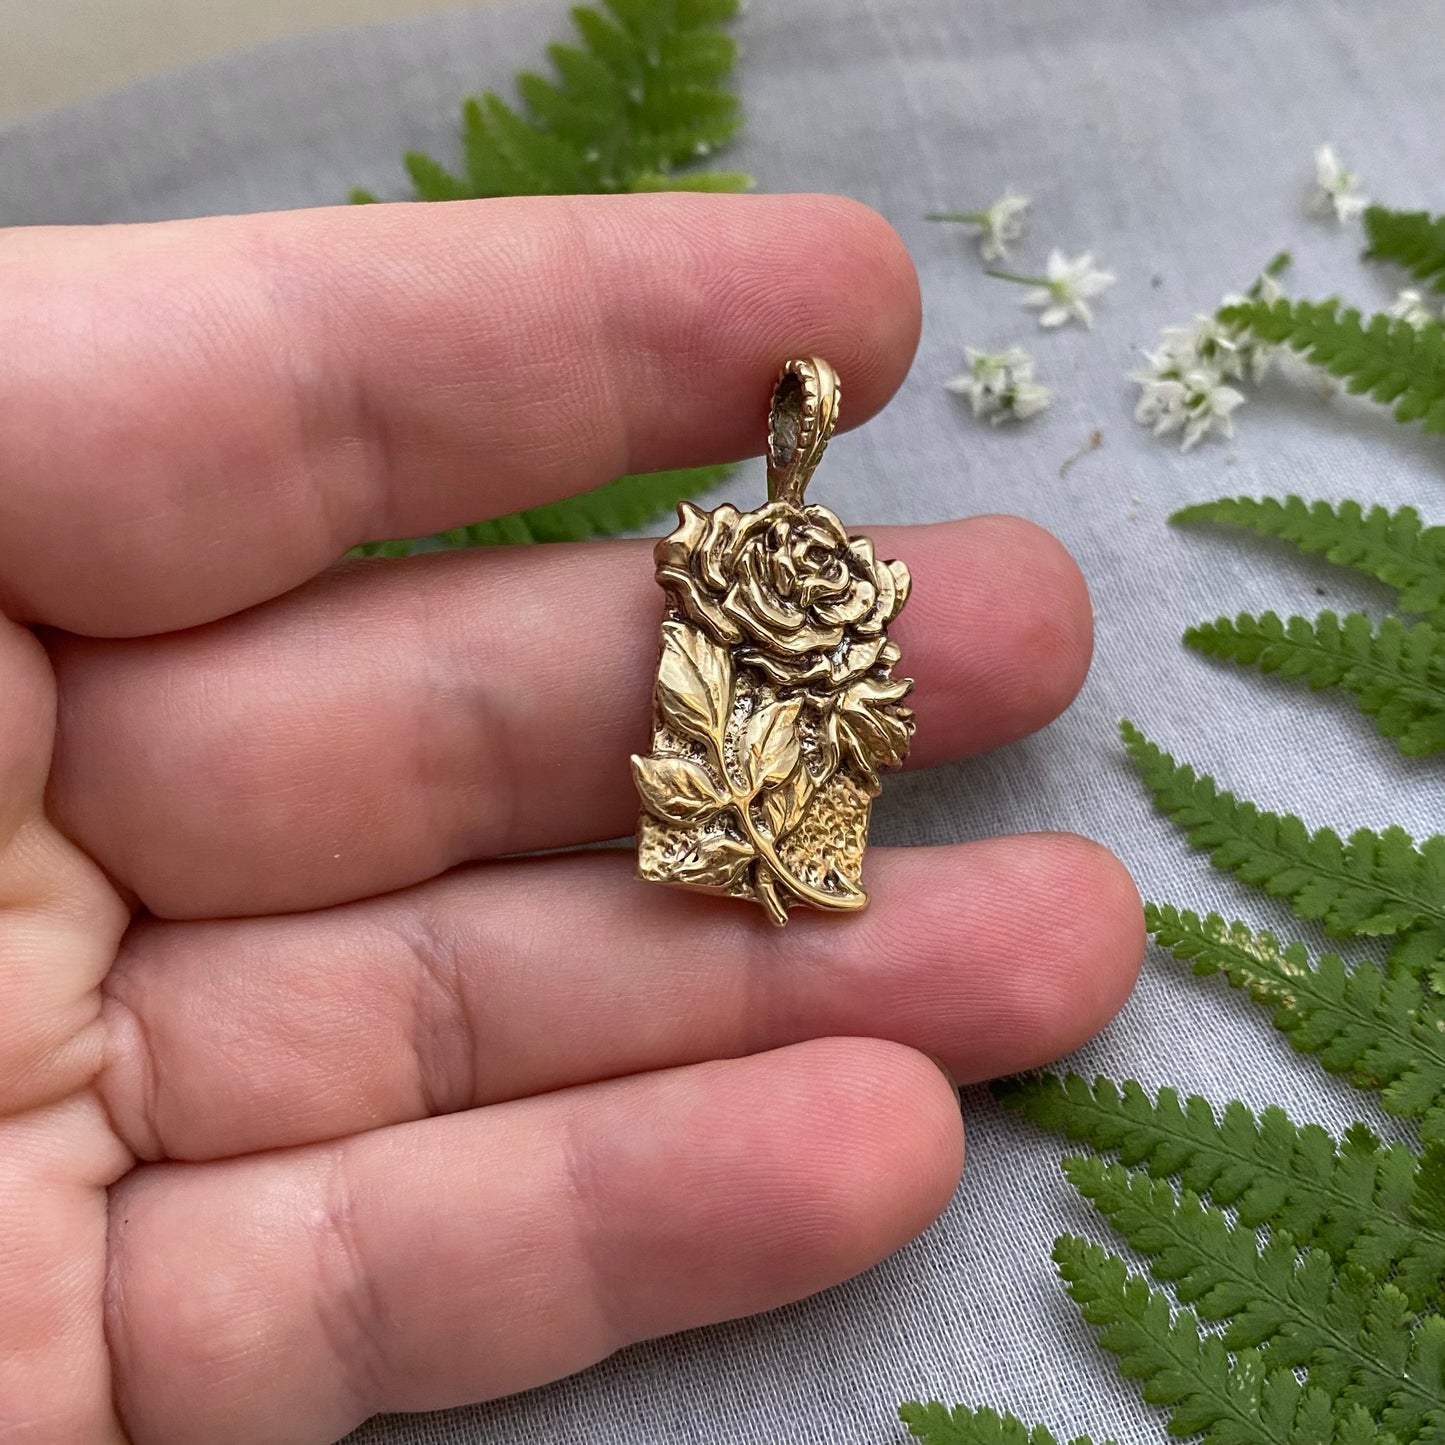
[
  {"xmin": 0, "ymin": 617, "xmax": 131, "ymax": 1445},
  {"xmin": 0, "ymin": 193, "xmax": 919, "ymax": 636},
  {"xmin": 98, "ymin": 836, "xmax": 1142, "ymax": 1162},
  {"xmin": 107, "ymin": 1038, "xmax": 962, "ymax": 1445},
  {"xmin": 48, "ymin": 515, "xmax": 1092, "ymax": 919}
]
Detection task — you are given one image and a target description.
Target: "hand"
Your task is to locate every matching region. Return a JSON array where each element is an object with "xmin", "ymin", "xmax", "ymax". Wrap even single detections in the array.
[{"xmin": 0, "ymin": 193, "xmax": 1143, "ymax": 1444}]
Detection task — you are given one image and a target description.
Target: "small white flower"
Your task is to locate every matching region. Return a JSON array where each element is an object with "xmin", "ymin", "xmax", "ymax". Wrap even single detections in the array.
[
  {"xmin": 1308, "ymin": 143, "xmax": 1368, "ymax": 223},
  {"xmin": 945, "ymin": 345, "xmax": 1052, "ymax": 424},
  {"xmin": 1131, "ymin": 368, "xmax": 1244, "ymax": 453},
  {"xmin": 926, "ymin": 192, "xmax": 1031, "ymax": 262},
  {"xmin": 1388, "ymin": 288, "xmax": 1437, "ymax": 329},
  {"xmin": 1158, "ymin": 315, "xmax": 1243, "ymax": 377},
  {"xmin": 991, "ymin": 249, "xmax": 1116, "ymax": 329},
  {"xmin": 972, "ymin": 192, "xmax": 1031, "ymax": 263}
]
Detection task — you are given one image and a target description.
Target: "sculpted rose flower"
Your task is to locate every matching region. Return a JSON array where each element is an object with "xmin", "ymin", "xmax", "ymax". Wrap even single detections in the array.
[{"xmin": 655, "ymin": 500, "xmax": 911, "ymax": 689}]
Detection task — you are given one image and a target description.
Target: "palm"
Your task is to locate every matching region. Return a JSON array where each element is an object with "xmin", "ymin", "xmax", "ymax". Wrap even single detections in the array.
[{"xmin": 0, "ymin": 193, "xmax": 1141, "ymax": 1445}]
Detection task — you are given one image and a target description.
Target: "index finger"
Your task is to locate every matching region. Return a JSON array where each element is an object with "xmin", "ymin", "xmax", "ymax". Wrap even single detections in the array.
[{"xmin": 0, "ymin": 192, "xmax": 920, "ymax": 636}]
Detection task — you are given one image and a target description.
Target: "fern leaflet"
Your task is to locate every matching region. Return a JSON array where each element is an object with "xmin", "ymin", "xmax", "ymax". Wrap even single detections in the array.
[
  {"xmin": 1148, "ymin": 904, "xmax": 1445, "ymax": 1147},
  {"xmin": 999, "ymin": 1073, "xmax": 1445, "ymax": 1306},
  {"xmin": 391, "ymin": 0, "xmax": 747, "ymax": 201},
  {"xmin": 1066, "ymin": 1155, "xmax": 1445, "ymax": 1434},
  {"xmin": 1054, "ymin": 1235, "xmax": 1339, "ymax": 1443},
  {"xmin": 898, "ymin": 1403, "xmax": 1111, "ymax": 1445},
  {"xmin": 1120, "ymin": 721, "xmax": 1445, "ymax": 945},
  {"xmin": 1184, "ymin": 611, "xmax": 1445, "ymax": 756},
  {"xmin": 1216, "ymin": 298, "xmax": 1445, "ymax": 434},
  {"xmin": 1171, "ymin": 496, "xmax": 1445, "ymax": 628},
  {"xmin": 353, "ymin": 0, "xmax": 748, "ymax": 550},
  {"xmin": 1366, "ymin": 206, "xmax": 1445, "ymax": 295}
]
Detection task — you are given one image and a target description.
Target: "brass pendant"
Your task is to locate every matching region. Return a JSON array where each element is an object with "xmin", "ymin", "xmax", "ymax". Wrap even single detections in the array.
[{"xmin": 633, "ymin": 357, "xmax": 914, "ymax": 925}]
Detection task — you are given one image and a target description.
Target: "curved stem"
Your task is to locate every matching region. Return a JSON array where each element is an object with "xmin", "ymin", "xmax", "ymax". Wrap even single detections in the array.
[
  {"xmin": 986, "ymin": 267, "xmax": 1046, "ymax": 286},
  {"xmin": 701, "ymin": 711, "xmax": 862, "ymax": 914},
  {"xmin": 732, "ymin": 794, "xmax": 865, "ymax": 914}
]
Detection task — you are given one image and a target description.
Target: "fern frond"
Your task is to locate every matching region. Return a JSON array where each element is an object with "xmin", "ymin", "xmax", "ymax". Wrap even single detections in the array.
[
  {"xmin": 1184, "ymin": 611, "xmax": 1445, "ymax": 756},
  {"xmin": 1000, "ymin": 1074, "xmax": 1445, "ymax": 1307},
  {"xmin": 1366, "ymin": 206, "xmax": 1445, "ymax": 295},
  {"xmin": 354, "ymin": 1, "xmax": 747, "ymax": 551},
  {"xmin": 1147, "ymin": 905, "xmax": 1445, "ymax": 1145},
  {"xmin": 352, "ymin": 464, "xmax": 731, "ymax": 556},
  {"xmin": 1171, "ymin": 496, "xmax": 1445, "ymax": 628},
  {"xmin": 392, "ymin": 0, "xmax": 747, "ymax": 202},
  {"xmin": 1120, "ymin": 721, "xmax": 1445, "ymax": 942},
  {"xmin": 1065, "ymin": 1157, "xmax": 1445, "ymax": 1432},
  {"xmin": 1217, "ymin": 298, "xmax": 1445, "ymax": 434},
  {"xmin": 1054, "ymin": 1236, "xmax": 1328, "ymax": 1443},
  {"xmin": 898, "ymin": 1402, "xmax": 1111, "ymax": 1445}
]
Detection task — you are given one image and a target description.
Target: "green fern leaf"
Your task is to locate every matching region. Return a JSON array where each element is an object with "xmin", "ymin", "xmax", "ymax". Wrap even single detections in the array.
[
  {"xmin": 1217, "ymin": 298, "xmax": 1445, "ymax": 434},
  {"xmin": 388, "ymin": 0, "xmax": 747, "ymax": 202},
  {"xmin": 352, "ymin": 463, "xmax": 731, "ymax": 556},
  {"xmin": 1147, "ymin": 905, "xmax": 1445, "ymax": 1144},
  {"xmin": 355, "ymin": 0, "xmax": 749, "ymax": 551},
  {"xmin": 898, "ymin": 1402, "xmax": 1111, "ymax": 1445},
  {"xmin": 1000, "ymin": 1074, "xmax": 1445, "ymax": 1308},
  {"xmin": 1184, "ymin": 611, "xmax": 1445, "ymax": 755},
  {"xmin": 401, "ymin": 150, "xmax": 470, "ymax": 201},
  {"xmin": 1171, "ymin": 497, "xmax": 1445, "ymax": 628},
  {"xmin": 1054, "ymin": 1235, "xmax": 1322, "ymax": 1443},
  {"xmin": 1120, "ymin": 721, "xmax": 1445, "ymax": 942},
  {"xmin": 1064, "ymin": 1156, "xmax": 1445, "ymax": 1430},
  {"xmin": 1365, "ymin": 206, "xmax": 1445, "ymax": 295},
  {"xmin": 626, "ymin": 168, "xmax": 751, "ymax": 191}
]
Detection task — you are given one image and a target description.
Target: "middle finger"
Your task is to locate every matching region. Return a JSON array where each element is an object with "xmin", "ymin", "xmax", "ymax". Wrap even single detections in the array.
[{"xmin": 47, "ymin": 514, "xmax": 1091, "ymax": 919}]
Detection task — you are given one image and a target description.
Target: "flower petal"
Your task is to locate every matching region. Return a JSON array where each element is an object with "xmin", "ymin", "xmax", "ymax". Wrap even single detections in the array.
[
  {"xmin": 831, "ymin": 634, "xmax": 886, "ymax": 686},
  {"xmin": 813, "ymin": 578, "xmax": 877, "ymax": 628},
  {"xmin": 885, "ymin": 559, "xmax": 911, "ymax": 618}
]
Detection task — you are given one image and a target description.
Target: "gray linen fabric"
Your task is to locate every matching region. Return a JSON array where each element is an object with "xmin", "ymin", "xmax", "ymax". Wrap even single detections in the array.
[{"xmin": 3, "ymin": 1, "xmax": 1443, "ymax": 1440}]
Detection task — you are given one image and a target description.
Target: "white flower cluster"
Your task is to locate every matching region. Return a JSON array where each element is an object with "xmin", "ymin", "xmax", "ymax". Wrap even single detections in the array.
[
  {"xmin": 944, "ymin": 347, "xmax": 1053, "ymax": 425},
  {"xmin": 1388, "ymin": 288, "xmax": 1440, "ymax": 329},
  {"xmin": 1308, "ymin": 144, "xmax": 1369, "ymax": 223},
  {"xmin": 1130, "ymin": 270, "xmax": 1283, "ymax": 453}
]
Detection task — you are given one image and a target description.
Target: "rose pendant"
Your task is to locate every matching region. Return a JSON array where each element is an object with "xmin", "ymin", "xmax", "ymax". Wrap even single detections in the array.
[{"xmin": 633, "ymin": 357, "xmax": 914, "ymax": 925}]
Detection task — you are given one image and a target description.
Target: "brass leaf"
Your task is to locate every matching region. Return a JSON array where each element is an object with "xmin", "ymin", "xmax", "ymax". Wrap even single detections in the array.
[
  {"xmin": 632, "ymin": 754, "xmax": 729, "ymax": 824},
  {"xmin": 670, "ymin": 832, "xmax": 754, "ymax": 890},
  {"xmin": 760, "ymin": 764, "xmax": 813, "ymax": 842},
  {"xmin": 655, "ymin": 619, "xmax": 733, "ymax": 747},
  {"xmin": 740, "ymin": 695, "xmax": 804, "ymax": 792}
]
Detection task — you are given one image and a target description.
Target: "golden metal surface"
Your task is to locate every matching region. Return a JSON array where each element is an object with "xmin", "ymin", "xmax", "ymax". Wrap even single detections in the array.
[{"xmin": 634, "ymin": 358, "xmax": 914, "ymax": 925}]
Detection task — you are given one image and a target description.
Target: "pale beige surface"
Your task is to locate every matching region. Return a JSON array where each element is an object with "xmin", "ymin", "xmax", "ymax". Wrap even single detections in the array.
[{"xmin": 0, "ymin": 0, "xmax": 498, "ymax": 125}]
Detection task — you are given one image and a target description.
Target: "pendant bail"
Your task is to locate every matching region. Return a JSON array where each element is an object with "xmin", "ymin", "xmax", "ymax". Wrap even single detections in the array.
[{"xmin": 766, "ymin": 356, "xmax": 841, "ymax": 506}]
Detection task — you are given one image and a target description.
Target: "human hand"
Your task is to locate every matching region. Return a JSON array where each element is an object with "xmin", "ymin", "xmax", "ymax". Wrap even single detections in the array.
[{"xmin": 0, "ymin": 193, "xmax": 1143, "ymax": 1444}]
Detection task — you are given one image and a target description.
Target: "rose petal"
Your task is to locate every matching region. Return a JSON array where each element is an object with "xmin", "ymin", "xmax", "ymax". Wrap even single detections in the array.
[
  {"xmin": 855, "ymin": 559, "xmax": 895, "ymax": 635},
  {"xmin": 847, "ymin": 536, "xmax": 877, "ymax": 571},
  {"xmin": 740, "ymin": 647, "xmax": 833, "ymax": 687},
  {"xmin": 657, "ymin": 565, "xmax": 744, "ymax": 644},
  {"xmin": 698, "ymin": 505, "xmax": 742, "ymax": 593},
  {"xmin": 885, "ymin": 559, "xmax": 912, "ymax": 618},
  {"xmin": 802, "ymin": 504, "xmax": 851, "ymax": 549},
  {"xmin": 736, "ymin": 559, "xmax": 808, "ymax": 632},
  {"xmin": 653, "ymin": 500, "xmax": 711, "ymax": 575},
  {"xmin": 832, "ymin": 634, "xmax": 886, "ymax": 686},
  {"xmin": 813, "ymin": 577, "xmax": 877, "ymax": 627}
]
